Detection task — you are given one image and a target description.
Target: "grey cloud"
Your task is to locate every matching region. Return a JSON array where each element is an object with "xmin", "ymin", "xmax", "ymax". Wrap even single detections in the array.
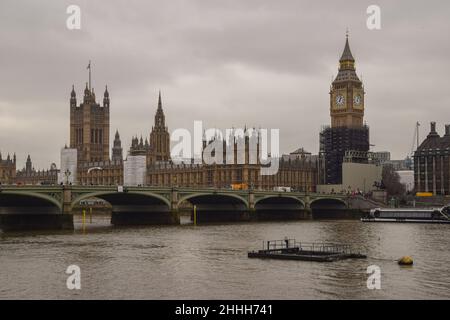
[{"xmin": 1, "ymin": 0, "xmax": 450, "ymax": 169}]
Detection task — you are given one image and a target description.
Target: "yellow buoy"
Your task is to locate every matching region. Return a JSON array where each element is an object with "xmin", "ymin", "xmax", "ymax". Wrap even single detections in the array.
[{"xmin": 398, "ymin": 256, "xmax": 413, "ymax": 266}]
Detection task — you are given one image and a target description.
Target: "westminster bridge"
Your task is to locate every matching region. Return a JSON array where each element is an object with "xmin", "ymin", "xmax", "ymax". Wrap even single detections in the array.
[{"xmin": 0, "ymin": 185, "xmax": 378, "ymax": 231}]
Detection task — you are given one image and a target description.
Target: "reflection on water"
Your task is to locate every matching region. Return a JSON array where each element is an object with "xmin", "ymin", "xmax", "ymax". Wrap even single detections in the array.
[{"xmin": 1, "ymin": 215, "xmax": 450, "ymax": 299}]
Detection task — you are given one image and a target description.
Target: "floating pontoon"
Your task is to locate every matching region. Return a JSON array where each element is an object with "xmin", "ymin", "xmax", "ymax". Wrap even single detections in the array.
[{"xmin": 248, "ymin": 239, "xmax": 366, "ymax": 262}]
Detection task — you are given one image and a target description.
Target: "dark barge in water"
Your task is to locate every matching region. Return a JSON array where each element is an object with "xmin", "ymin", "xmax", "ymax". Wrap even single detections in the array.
[{"xmin": 248, "ymin": 239, "xmax": 366, "ymax": 262}]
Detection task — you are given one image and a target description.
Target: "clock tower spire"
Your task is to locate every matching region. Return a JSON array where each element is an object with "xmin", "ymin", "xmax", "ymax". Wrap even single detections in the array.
[{"xmin": 330, "ymin": 34, "xmax": 365, "ymax": 128}]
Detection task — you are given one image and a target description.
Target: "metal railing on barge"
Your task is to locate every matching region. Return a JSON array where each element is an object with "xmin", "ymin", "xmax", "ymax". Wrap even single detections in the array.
[{"xmin": 261, "ymin": 238, "xmax": 358, "ymax": 255}]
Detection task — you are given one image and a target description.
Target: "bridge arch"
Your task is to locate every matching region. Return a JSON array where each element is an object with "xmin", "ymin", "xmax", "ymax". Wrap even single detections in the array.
[
  {"xmin": 310, "ymin": 197, "xmax": 348, "ymax": 209},
  {"xmin": 0, "ymin": 191, "xmax": 72, "ymax": 231},
  {"xmin": 254, "ymin": 195, "xmax": 306, "ymax": 221},
  {"xmin": 178, "ymin": 192, "xmax": 248, "ymax": 208},
  {"xmin": 71, "ymin": 191, "xmax": 174, "ymax": 225},
  {"xmin": 178, "ymin": 192, "xmax": 248, "ymax": 223},
  {"xmin": 0, "ymin": 191, "xmax": 62, "ymax": 211},
  {"xmin": 310, "ymin": 197, "xmax": 348, "ymax": 219},
  {"xmin": 254, "ymin": 195, "xmax": 305, "ymax": 208},
  {"xmin": 71, "ymin": 191, "xmax": 171, "ymax": 209}
]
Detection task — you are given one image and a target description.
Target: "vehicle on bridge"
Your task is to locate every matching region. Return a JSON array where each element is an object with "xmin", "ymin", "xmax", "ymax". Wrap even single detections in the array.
[
  {"xmin": 273, "ymin": 186, "xmax": 291, "ymax": 192},
  {"xmin": 231, "ymin": 183, "xmax": 248, "ymax": 190}
]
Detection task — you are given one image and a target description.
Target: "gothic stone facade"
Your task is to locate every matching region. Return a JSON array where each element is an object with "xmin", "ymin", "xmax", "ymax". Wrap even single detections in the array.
[
  {"xmin": 414, "ymin": 122, "xmax": 450, "ymax": 195},
  {"xmin": 145, "ymin": 137, "xmax": 318, "ymax": 191},
  {"xmin": 68, "ymin": 79, "xmax": 318, "ymax": 189},
  {"xmin": 0, "ymin": 152, "xmax": 16, "ymax": 185},
  {"xmin": 15, "ymin": 155, "xmax": 59, "ymax": 185},
  {"xmin": 1, "ymin": 153, "xmax": 59, "ymax": 186},
  {"xmin": 77, "ymin": 159, "xmax": 124, "ymax": 186},
  {"xmin": 70, "ymin": 84, "xmax": 110, "ymax": 163},
  {"xmin": 69, "ymin": 84, "xmax": 124, "ymax": 185},
  {"xmin": 146, "ymin": 160, "xmax": 317, "ymax": 191},
  {"xmin": 129, "ymin": 91, "xmax": 171, "ymax": 165}
]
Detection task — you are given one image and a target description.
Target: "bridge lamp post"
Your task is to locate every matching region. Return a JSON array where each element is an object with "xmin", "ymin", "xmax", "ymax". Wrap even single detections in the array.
[{"xmin": 64, "ymin": 169, "xmax": 71, "ymax": 185}]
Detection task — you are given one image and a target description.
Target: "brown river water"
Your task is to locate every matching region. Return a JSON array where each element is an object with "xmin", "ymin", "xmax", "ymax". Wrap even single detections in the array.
[{"xmin": 1, "ymin": 215, "xmax": 450, "ymax": 299}]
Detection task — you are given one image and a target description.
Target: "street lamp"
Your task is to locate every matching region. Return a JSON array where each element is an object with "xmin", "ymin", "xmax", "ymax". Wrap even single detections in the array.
[{"xmin": 64, "ymin": 169, "xmax": 71, "ymax": 185}]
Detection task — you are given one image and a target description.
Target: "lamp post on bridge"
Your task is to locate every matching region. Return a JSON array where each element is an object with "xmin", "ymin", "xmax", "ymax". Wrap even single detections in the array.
[{"xmin": 64, "ymin": 169, "xmax": 71, "ymax": 186}]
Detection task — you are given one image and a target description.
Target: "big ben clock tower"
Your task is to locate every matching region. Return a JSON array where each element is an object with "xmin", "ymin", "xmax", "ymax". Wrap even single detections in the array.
[
  {"xmin": 320, "ymin": 35, "xmax": 370, "ymax": 184},
  {"xmin": 330, "ymin": 34, "xmax": 365, "ymax": 128}
]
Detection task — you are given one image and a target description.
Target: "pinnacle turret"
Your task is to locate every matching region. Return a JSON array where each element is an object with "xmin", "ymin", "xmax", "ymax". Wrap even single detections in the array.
[
  {"xmin": 340, "ymin": 35, "xmax": 355, "ymax": 62},
  {"xmin": 158, "ymin": 90, "xmax": 162, "ymax": 110}
]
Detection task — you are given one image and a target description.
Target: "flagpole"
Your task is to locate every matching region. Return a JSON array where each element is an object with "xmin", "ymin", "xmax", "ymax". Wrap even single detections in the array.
[{"xmin": 88, "ymin": 60, "xmax": 91, "ymax": 91}]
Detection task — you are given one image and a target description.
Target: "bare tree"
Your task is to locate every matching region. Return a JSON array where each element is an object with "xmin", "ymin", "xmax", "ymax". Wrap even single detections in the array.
[{"xmin": 382, "ymin": 164, "xmax": 405, "ymax": 196}]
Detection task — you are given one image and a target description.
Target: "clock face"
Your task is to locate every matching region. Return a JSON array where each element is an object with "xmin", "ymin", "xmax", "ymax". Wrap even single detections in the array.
[
  {"xmin": 335, "ymin": 95, "xmax": 345, "ymax": 106},
  {"xmin": 354, "ymin": 95, "xmax": 362, "ymax": 105}
]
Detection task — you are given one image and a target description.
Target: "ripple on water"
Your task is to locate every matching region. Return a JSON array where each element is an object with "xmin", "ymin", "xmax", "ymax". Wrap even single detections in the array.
[{"xmin": 1, "ymin": 219, "xmax": 450, "ymax": 299}]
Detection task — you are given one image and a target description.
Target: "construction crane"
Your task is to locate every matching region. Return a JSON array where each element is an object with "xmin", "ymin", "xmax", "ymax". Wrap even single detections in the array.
[
  {"xmin": 410, "ymin": 122, "xmax": 420, "ymax": 157},
  {"xmin": 406, "ymin": 122, "xmax": 420, "ymax": 170}
]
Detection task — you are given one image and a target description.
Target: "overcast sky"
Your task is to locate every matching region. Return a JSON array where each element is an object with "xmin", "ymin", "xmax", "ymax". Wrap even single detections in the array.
[{"xmin": 1, "ymin": 0, "xmax": 449, "ymax": 169}]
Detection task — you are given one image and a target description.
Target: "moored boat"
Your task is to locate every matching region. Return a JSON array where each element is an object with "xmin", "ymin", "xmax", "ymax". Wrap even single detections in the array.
[{"xmin": 361, "ymin": 205, "xmax": 450, "ymax": 224}]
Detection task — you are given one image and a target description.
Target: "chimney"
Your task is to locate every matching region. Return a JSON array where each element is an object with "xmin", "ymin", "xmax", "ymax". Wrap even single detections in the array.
[
  {"xmin": 445, "ymin": 124, "xmax": 450, "ymax": 137},
  {"xmin": 427, "ymin": 121, "xmax": 439, "ymax": 138}
]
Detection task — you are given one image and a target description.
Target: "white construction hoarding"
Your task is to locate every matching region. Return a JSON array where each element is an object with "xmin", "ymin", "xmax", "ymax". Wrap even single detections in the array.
[
  {"xmin": 124, "ymin": 155, "xmax": 147, "ymax": 186},
  {"xmin": 58, "ymin": 147, "xmax": 77, "ymax": 185}
]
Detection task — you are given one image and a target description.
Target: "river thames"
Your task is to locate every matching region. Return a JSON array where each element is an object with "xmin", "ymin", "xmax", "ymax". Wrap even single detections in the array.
[{"xmin": 1, "ymin": 216, "xmax": 450, "ymax": 299}]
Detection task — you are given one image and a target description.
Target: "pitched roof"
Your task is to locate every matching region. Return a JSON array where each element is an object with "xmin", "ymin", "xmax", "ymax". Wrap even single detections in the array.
[{"xmin": 340, "ymin": 37, "xmax": 355, "ymax": 62}]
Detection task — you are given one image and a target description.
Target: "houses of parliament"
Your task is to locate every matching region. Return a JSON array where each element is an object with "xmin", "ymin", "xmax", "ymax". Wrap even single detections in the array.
[
  {"xmin": 67, "ymin": 82, "xmax": 318, "ymax": 191},
  {"xmin": 1, "ymin": 36, "xmax": 371, "ymax": 192},
  {"xmin": 1, "ymin": 77, "xmax": 318, "ymax": 190}
]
